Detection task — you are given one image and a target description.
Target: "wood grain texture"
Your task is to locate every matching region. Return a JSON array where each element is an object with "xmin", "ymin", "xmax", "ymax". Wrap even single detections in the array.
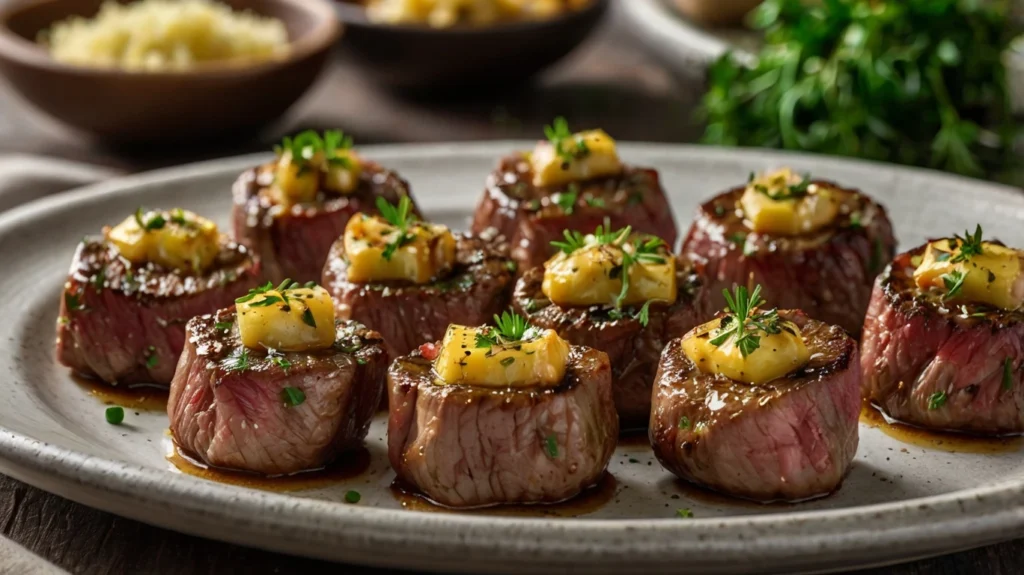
[{"xmin": 0, "ymin": 11, "xmax": 1019, "ymax": 575}]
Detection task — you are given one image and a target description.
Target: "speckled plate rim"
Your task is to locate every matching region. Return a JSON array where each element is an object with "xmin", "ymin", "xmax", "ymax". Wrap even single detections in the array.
[{"xmin": 1, "ymin": 143, "xmax": 1024, "ymax": 574}]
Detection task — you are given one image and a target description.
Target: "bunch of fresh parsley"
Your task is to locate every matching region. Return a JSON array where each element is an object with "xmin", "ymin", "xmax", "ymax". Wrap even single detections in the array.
[{"xmin": 701, "ymin": 0, "xmax": 1018, "ymax": 179}]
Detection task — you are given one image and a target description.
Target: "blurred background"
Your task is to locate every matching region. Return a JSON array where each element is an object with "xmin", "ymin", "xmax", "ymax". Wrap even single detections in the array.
[{"xmin": 0, "ymin": 0, "xmax": 1016, "ymax": 189}]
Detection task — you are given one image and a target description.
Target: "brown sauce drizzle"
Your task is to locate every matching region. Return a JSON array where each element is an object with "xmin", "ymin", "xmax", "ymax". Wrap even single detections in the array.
[
  {"xmin": 860, "ymin": 403, "xmax": 1023, "ymax": 454},
  {"xmin": 72, "ymin": 373, "xmax": 168, "ymax": 411},
  {"xmin": 389, "ymin": 473, "xmax": 618, "ymax": 517},
  {"xmin": 167, "ymin": 444, "xmax": 371, "ymax": 492}
]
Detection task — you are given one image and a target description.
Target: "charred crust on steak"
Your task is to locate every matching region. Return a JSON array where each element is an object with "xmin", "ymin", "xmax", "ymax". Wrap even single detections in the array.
[
  {"xmin": 64, "ymin": 236, "xmax": 256, "ymax": 303},
  {"xmin": 232, "ymin": 160, "xmax": 415, "ymax": 230},
  {"xmin": 324, "ymin": 233, "xmax": 513, "ymax": 299},
  {"xmin": 880, "ymin": 243, "xmax": 1024, "ymax": 328},
  {"xmin": 697, "ymin": 181, "xmax": 891, "ymax": 256},
  {"xmin": 185, "ymin": 309, "xmax": 386, "ymax": 376},
  {"xmin": 472, "ymin": 153, "xmax": 678, "ymax": 270},
  {"xmin": 391, "ymin": 343, "xmax": 603, "ymax": 396},
  {"xmin": 514, "ymin": 256, "xmax": 704, "ymax": 329},
  {"xmin": 654, "ymin": 310, "xmax": 855, "ymax": 439},
  {"xmin": 485, "ymin": 153, "xmax": 666, "ymax": 219}
]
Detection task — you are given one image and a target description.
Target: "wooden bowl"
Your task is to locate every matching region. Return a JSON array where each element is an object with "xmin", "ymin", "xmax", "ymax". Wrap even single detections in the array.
[
  {"xmin": 333, "ymin": 0, "xmax": 609, "ymax": 93},
  {"xmin": 0, "ymin": 0, "xmax": 340, "ymax": 143}
]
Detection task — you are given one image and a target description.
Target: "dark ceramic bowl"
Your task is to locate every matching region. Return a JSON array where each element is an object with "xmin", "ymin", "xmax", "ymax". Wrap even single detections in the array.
[
  {"xmin": 0, "ymin": 0, "xmax": 340, "ymax": 143},
  {"xmin": 333, "ymin": 0, "xmax": 609, "ymax": 92}
]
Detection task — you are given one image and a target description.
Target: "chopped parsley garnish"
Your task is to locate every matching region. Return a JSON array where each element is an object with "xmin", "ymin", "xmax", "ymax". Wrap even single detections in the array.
[
  {"xmin": 221, "ymin": 348, "xmax": 250, "ymax": 372},
  {"xmin": 105, "ymin": 406, "xmax": 124, "ymax": 425},
  {"xmin": 614, "ymin": 236, "xmax": 667, "ymax": 312},
  {"xmin": 504, "ymin": 261, "xmax": 517, "ymax": 273},
  {"xmin": 64, "ymin": 291, "xmax": 83, "ymax": 312},
  {"xmin": 170, "ymin": 208, "xmax": 189, "ymax": 226},
  {"xmin": 543, "ymin": 116, "xmax": 589, "ymax": 164},
  {"xmin": 267, "ymin": 348, "xmax": 291, "ymax": 371},
  {"xmin": 214, "ymin": 321, "xmax": 233, "ymax": 332},
  {"xmin": 950, "ymin": 225, "xmax": 984, "ymax": 263},
  {"xmin": 282, "ymin": 386, "xmax": 306, "ymax": 407},
  {"xmin": 301, "ymin": 308, "xmax": 317, "ymax": 328},
  {"xmin": 344, "ymin": 490, "xmax": 361, "ymax": 504},
  {"xmin": 752, "ymin": 172, "xmax": 812, "ymax": 201},
  {"xmin": 544, "ymin": 434, "xmax": 559, "ymax": 458},
  {"xmin": 134, "ymin": 207, "xmax": 166, "ymax": 232},
  {"xmin": 553, "ymin": 184, "xmax": 579, "ymax": 215},
  {"xmin": 91, "ymin": 268, "xmax": 106, "ymax": 291},
  {"xmin": 144, "ymin": 346, "xmax": 158, "ymax": 369},
  {"xmin": 375, "ymin": 196, "xmax": 417, "ymax": 261},
  {"xmin": 499, "ymin": 357, "xmax": 516, "ymax": 367},
  {"xmin": 586, "ymin": 196, "xmax": 606, "ymax": 208},
  {"xmin": 1004, "ymin": 358, "xmax": 1014, "ymax": 391},
  {"xmin": 678, "ymin": 415, "xmax": 691, "ymax": 430},
  {"xmin": 709, "ymin": 285, "xmax": 780, "ymax": 358},
  {"xmin": 941, "ymin": 269, "xmax": 967, "ymax": 300},
  {"xmin": 927, "ymin": 391, "xmax": 948, "ymax": 410},
  {"xmin": 635, "ymin": 300, "xmax": 653, "ymax": 327},
  {"xmin": 728, "ymin": 232, "xmax": 747, "ymax": 248},
  {"xmin": 848, "ymin": 211, "xmax": 863, "ymax": 229},
  {"xmin": 676, "ymin": 508, "xmax": 694, "ymax": 518},
  {"xmin": 276, "ymin": 129, "xmax": 354, "ymax": 172},
  {"xmin": 551, "ymin": 229, "xmax": 588, "ymax": 255}
]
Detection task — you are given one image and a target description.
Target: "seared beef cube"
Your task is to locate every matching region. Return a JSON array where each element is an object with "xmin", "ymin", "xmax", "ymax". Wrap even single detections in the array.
[{"xmin": 169, "ymin": 311, "xmax": 387, "ymax": 475}]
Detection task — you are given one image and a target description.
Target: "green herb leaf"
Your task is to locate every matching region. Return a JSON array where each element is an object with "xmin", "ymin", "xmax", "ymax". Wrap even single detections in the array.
[
  {"xmin": 105, "ymin": 406, "xmax": 124, "ymax": 425},
  {"xmin": 282, "ymin": 386, "xmax": 306, "ymax": 407},
  {"xmin": 676, "ymin": 508, "xmax": 694, "ymax": 518},
  {"xmin": 64, "ymin": 291, "xmax": 83, "ymax": 312},
  {"xmin": 344, "ymin": 490, "xmax": 361, "ymax": 504},
  {"xmin": 927, "ymin": 390, "xmax": 948, "ymax": 410},
  {"xmin": 544, "ymin": 434, "xmax": 559, "ymax": 458},
  {"xmin": 236, "ymin": 281, "xmax": 274, "ymax": 304},
  {"xmin": 700, "ymin": 0, "xmax": 1015, "ymax": 179},
  {"xmin": 941, "ymin": 269, "xmax": 968, "ymax": 300},
  {"xmin": 635, "ymin": 300, "xmax": 653, "ymax": 327},
  {"xmin": 301, "ymin": 307, "xmax": 317, "ymax": 328},
  {"xmin": 543, "ymin": 116, "xmax": 589, "ymax": 164},
  {"xmin": 267, "ymin": 348, "xmax": 291, "ymax": 371},
  {"xmin": 950, "ymin": 225, "xmax": 984, "ymax": 263},
  {"xmin": 553, "ymin": 184, "xmax": 579, "ymax": 215},
  {"xmin": 221, "ymin": 348, "xmax": 250, "ymax": 373},
  {"xmin": 145, "ymin": 347, "xmax": 158, "ymax": 369},
  {"xmin": 551, "ymin": 229, "xmax": 588, "ymax": 255},
  {"xmin": 678, "ymin": 415, "xmax": 691, "ymax": 429},
  {"xmin": 499, "ymin": 356, "xmax": 516, "ymax": 367},
  {"xmin": 710, "ymin": 285, "xmax": 780, "ymax": 358},
  {"xmin": 214, "ymin": 321, "xmax": 233, "ymax": 332}
]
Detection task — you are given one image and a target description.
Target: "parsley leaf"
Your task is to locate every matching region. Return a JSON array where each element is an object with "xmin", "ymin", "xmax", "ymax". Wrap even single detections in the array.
[
  {"xmin": 544, "ymin": 434, "xmax": 559, "ymax": 458},
  {"xmin": 543, "ymin": 116, "xmax": 589, "ymax": 164},
  {"xmin": 950, "ymin": 225, "xmax": 984, "ymax": 263},
  {"xmin": 927, "ymin": 391, "xmax": 948, "ymax": 410},
  {"xmin": 553, "ymin": 184, "xmax": 579, "ymax": 215},
  {"xmin": 941, "ymin": 269, "xmax": 968, "ymax": 300},
  {"xmin": 281, "ymin": 386, "xmax": 306, "ymax": 407}
]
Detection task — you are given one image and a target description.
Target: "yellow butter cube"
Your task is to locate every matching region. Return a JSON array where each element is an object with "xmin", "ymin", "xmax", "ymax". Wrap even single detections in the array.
[
  {"xmin": 272, "ymin": 150, "xmax": 320, "ymax": 205},
  {"xmin": 531, "ymin": 129, "xmax": 623, "ymax": 187},
  {"xmin": 105, "ymin": 208, "xmax": 220, "ymax": 273},
  {"xmin": 542, "ymin": 239, "xmax": 676, "ymax": 307},
  {"xmin": 682, "ymin": 317, "xmax": 809, "ymax": 385},
  {"xmin": 913, "ymin": 239, "xmax": 1024, "ymax": 310},
  {"xmin": 323, "ymin": 150, "xmax": 362, "ymax": 195},
  {"xmin": 343, "ymin": 214, "xmax": 456, "ymax": 284},
  {"xmin": 236, "ymin": 284, "xmax": 336, "ymax": 352},
  {"xmin": 740, "ymin": 168, "xmax": 839, "ymax": 235},
  {"xmin": 433, "ymin": 324, "xmax": 570, "ymax": 387}
]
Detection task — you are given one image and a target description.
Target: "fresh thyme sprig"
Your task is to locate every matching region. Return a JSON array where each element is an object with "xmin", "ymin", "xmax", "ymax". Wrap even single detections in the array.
[
  {"xmin": 549, "ymin": 221, "xmax": 630, "ymax": 255},
  {"xmin": 709, "ymin": 285, "xmax": 781, "ymax": 357},
  {"xmin": 475, "ymin": 310, "xmax": 540, "ymax": 349},
  {"xmin": 950, "ymin": 225, "xmax": 984, "ymax": 263},
  {"xmin": 134, "ymin": 207, "xmax": 167, "ymax": 232},
  {"xmin": 614, "ymin": 236, "xmax": 667, "ymax": 310},
  {"xmin": 543, "ymin": 116, "xmax": 590, "ymax": 164}
]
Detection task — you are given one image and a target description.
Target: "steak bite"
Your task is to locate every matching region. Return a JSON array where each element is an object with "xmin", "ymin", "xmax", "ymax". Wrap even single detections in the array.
[
  {"xmin": 512, "ymin": 224, "xmax": 711, "ymax": 428},
  {"xmin": 470, "ymin": 118, "xmax": 677, "ymax": 272},
  {"xmin": 56, "ymin": 208, "xmax": 261, "ymax": 386},
  {"xmin": 233, "ymin": 130, "xmax": 418, "ymax": 284},
  {"xmin": 322, "ymin": 196, "xmax": 514, "ymax": 358},
  {"xmin": 681, "ymin": 168, "xmax": 895, "ymax": 335},
  {"xmin": 388, "ymin": 313, "xmax": 619, "ymax": 508},
  {"xmin": 862, "ymin": 228, "xmax": 1024, "ymax": 435},
  {"xmin": 650, "ymin": 286, "xmax": 861, "ymax": 502},
  {"xmin": 168, "ymin": 281, "xmax": 387, "ymax": 476}
]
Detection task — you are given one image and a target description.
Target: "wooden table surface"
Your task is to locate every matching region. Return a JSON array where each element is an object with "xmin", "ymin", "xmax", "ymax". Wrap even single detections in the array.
[{"xmin": 0, "ymin": 12, "xmax": 1021, "ymax": 575}]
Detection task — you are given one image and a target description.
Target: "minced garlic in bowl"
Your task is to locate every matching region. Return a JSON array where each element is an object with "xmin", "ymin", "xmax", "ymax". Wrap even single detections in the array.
[{"xmin": 40, "ymin": 0, "xmax": 289, "ymax": 72}]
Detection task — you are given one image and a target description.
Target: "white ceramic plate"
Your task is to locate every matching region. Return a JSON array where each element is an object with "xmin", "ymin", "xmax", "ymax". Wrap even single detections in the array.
[{"xmin": 2, "ymin": 143, "xmax": 1024, "ymax": 574}]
